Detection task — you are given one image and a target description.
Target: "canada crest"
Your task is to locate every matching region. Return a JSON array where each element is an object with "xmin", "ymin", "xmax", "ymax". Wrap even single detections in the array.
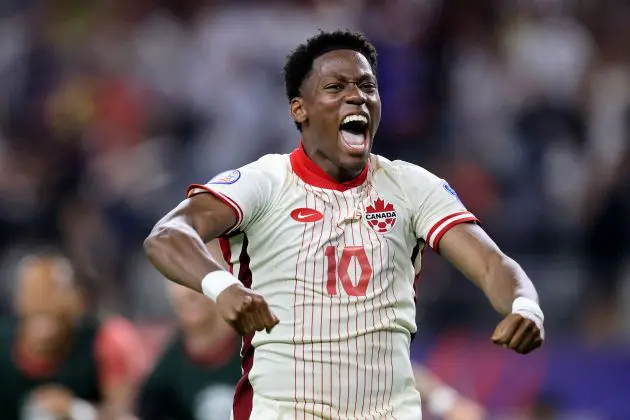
[{"xmin": 365, "ymin": 198, "xmax": 397, "ymax": 233}]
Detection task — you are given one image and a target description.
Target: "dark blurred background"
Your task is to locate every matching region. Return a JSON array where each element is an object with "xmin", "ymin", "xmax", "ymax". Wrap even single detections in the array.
[{"xmin": 0, "ymin": 0, "xmax": 629, "ymax": 418}]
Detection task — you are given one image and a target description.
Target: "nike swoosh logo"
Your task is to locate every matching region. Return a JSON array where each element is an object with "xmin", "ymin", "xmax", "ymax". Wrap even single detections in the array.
[
  {"xmin": 290, "ymin": 208, "xmax": 324, "ymax": 223},
  {"xmin": 297, "ymin": 212, "xmax": 317, "ymax": 219}
]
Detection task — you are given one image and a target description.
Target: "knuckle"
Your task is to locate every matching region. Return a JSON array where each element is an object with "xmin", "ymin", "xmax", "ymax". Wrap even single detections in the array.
[{"xmin": 225, "ymin": 312, "xmax": 239, "ymax": 323}]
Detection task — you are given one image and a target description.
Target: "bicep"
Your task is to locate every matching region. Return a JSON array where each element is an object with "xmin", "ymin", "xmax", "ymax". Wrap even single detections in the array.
[
  {"xmin": 160, "ymin": 193, "xmax": 237, "ymax": 243},
  {"xmin": 438, "ymin": 223, "xmax": 504, "ymax": 285}
]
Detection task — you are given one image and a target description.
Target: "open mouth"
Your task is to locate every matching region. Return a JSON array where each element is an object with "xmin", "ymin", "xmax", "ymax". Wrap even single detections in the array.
[{"xmin": 339, "ymin": 114, "xmax": 369, "ymax": 151}]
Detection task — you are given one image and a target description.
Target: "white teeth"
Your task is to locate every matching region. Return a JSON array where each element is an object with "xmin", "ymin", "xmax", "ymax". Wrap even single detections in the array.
[{"xmin": 342, "ymin": 114, "xmax": 368, "ymax": 125}]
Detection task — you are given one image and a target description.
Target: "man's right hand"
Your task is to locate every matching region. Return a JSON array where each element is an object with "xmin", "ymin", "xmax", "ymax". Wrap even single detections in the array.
[{"xmin": 216, "ymin": 284, "xmax": 279, "ymax": 335}]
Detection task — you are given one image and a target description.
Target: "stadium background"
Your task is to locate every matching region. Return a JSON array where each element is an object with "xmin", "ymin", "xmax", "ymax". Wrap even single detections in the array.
[{"xmin": 0, "ymin": 0, "xmax": 629, "ymax": 418}]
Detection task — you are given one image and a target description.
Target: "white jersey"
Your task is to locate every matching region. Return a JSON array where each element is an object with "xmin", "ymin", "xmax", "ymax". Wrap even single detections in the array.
[{"xmin": 188, "ymin": 146, "xmax": 478, "ymax": 420}]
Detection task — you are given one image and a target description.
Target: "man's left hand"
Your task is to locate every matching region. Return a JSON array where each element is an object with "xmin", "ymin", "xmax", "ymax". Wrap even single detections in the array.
[{"xmin": 491, "ymin": 313, "xmax": 544, "ymax": 354}]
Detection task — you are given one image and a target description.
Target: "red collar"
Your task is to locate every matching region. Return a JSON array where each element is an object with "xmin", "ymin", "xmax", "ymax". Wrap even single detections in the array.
[{"xmin": 290, "ymin": 144, "xmax": 368, "ymax": 191}]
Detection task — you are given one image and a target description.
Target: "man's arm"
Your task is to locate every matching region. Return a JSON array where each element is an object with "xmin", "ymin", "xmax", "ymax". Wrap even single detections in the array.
[
  {"xmin": 144, "ymin": 193, "xmax": 235, "ymax": 293},
  {"xmin": 439, "ymin": 223, "xmax": 544, "ymax": 353},
  {"xmin": 144, "ymin": 193, "xmax": 279, "ymax": 335}
]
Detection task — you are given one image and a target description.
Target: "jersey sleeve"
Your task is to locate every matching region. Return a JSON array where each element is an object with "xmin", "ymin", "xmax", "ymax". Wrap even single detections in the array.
[
  {"xmin": 397, "ymin": 161, "xmax": 479, "ymax": 252},
  {"xmin": 186, "ymin": 155, "xmax": 283, "ymax": 234}
]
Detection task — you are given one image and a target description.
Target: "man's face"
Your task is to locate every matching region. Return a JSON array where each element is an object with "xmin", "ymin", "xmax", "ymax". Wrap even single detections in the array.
[
  {"xmin": 16, "ymin": 258, "xmax": 78, "ymax": 355},
  {"xmin": 293, "ymin": 49, "xmax": 381, "ymax": 176}
]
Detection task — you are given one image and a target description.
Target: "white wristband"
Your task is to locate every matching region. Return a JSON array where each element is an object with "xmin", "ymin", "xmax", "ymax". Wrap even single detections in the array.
[
  {"xmin": 426, "ymin": 387, "xmax": 458, "ymax": 416},
  {"xmin": 512, "ymin": 297, "xmax": 545, "ymax": 337},
  {"xmin": 201, "ymin": 270, "xmax": 241, "ymax": 301}
]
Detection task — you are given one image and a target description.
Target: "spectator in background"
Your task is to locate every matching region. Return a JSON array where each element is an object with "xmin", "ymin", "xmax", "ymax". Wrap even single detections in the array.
[
  {"xmin": 0, "ymin": 253, "xmax": 146, "ymax": 419},
  {"xmin": 138, "ymin": 247, "xmax": 242, "ymax": 420}
]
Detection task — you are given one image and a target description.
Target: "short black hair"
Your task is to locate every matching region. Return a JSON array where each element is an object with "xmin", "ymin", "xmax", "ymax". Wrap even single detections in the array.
[{"xmin": 283, "ymin": 30, "xmax": 378, "ymax": 130}]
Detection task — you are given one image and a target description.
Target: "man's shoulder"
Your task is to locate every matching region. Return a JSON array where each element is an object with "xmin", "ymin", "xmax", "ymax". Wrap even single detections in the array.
[
  {"xmin": 200, "ymin": 154, "xmax": 289, "ymax": 191},
  {"xmin": 371, "ymin": 155, "xmax": 441, "ymax": 186},
  {"xmin": 234, "ymin": 153, "xmax": 290, "ymax": 181},
  {"xmin": 248, "ymin": 153, "xmax": 290, "ymax": 170}
]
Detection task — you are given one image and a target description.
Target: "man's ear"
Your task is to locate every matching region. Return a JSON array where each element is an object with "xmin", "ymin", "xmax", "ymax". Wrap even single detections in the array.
[{"xmin": 290, "ymin": 98, "xmax": 307, "ymax": 126}]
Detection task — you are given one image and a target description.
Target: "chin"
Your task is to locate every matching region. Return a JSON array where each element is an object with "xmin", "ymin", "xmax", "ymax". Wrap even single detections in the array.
[{"xmin": 338, "ymin": 149, "xmax": 369, "ymax": 174}]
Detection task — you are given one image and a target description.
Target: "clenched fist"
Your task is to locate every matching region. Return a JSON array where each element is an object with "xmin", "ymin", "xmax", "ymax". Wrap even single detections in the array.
[
  {"xmin": 491, "ymin": 313, "xmax": 544, "ymax": 354},
  {"xmin": 217, "ymin": 284, "xmax": 279, "ymax": 335}
]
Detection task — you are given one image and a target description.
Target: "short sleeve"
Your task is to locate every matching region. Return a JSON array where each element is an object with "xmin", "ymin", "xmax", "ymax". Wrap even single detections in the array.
[
  {"xmin": 186, "ymin": 155, "xmax": 283, "ymax": 234},
  {"xmin": 396, "ymin": 161, "xmax": 479, "ymax": 252}
]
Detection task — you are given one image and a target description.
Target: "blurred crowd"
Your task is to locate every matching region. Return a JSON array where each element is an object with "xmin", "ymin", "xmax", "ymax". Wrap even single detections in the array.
[{"xmin": 0, "ymin": 0, "xmax": 629, "ymax": 417}]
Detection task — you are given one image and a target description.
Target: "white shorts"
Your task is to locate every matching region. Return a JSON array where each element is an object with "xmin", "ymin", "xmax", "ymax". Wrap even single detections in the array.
[{"xmin": 232, "ymin": 391, "xmax": 422, "ymax": 420}]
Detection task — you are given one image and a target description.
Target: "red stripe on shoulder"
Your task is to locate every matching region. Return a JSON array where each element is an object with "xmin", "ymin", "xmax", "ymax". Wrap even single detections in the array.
[
  {"xmin": 425, "ymin": 211, "xmax": 470, "ymax": 244},
  {"xmin": 431, "ymin": 215, "xmax": 480, "ymax": 252},
  {"xmin": 186, "ymin": 184, "xmax": 243, "ymax": 233}
]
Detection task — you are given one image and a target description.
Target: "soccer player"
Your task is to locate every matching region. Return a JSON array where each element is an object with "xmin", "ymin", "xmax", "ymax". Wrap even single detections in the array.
[
  {"xmin": 144, "ymin": 31, "xmax": 544, "ymax": 420},
  {"xmin": 0, "ymin": 254, "xmax": 146, "ymax": 419}
]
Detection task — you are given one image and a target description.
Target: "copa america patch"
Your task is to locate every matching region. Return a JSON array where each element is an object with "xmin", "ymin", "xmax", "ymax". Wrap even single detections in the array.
[
  {"xmin": 443, "ymin": 182, "xmax": 460, "ymax": 200},
  {"xmin": 208, "ymin": 169, "xmax": 241, "ymax": 185}
]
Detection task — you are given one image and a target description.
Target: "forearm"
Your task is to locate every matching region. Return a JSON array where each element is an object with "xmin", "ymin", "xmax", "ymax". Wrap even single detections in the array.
[
  {"xmin": 144, "ymin": 220, "xmax": 224, "ymax": 293},
  {"xmin": 481, "ymin": 253, "xmax": 538, "ymax": 316}
]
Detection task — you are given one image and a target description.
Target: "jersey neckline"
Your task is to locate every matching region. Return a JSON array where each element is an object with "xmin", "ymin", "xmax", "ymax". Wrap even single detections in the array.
[{"xmin": 290, "ymin": 143, "xmax": 368, "ymax": 191}]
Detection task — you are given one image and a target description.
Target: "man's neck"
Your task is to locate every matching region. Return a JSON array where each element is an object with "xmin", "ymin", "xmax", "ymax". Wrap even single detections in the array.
[{"xmin": 301, "ymin": 143, "xmax": 364, "ymax": 183}]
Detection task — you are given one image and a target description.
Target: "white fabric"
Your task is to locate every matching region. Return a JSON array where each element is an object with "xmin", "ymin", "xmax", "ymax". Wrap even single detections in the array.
[
  {"xmin": 201, "ymin": 270, "xmax": 241, "ymax": 301},
  {"xmin": 195, "ymin": 152, "xmax": 477, "ymax": 419}
]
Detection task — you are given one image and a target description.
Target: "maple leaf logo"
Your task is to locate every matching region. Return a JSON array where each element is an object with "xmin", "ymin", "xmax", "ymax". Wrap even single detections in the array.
[
  {"xmin": 365, "ymin": 198, "xmax": 397, "ymax": 234},
  {"xmin": 366, "ymin": 198, "xmax": 394, "ymax": 214}
]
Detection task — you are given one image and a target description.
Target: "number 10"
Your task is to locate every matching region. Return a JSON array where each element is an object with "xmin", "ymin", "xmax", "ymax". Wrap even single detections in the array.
[{"xmin": 324, "ymin": 246, "xmax": 373, "ymax": 297}]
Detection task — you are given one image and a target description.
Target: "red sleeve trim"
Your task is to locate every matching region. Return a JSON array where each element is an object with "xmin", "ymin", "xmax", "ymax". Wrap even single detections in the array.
[
  {"xmin": 426, "ymin": 211, "xmax": 479, "ymax": 252},
  {"xmin": 186, "ymin": 184, "xmax": 244, "ymax": 233}
]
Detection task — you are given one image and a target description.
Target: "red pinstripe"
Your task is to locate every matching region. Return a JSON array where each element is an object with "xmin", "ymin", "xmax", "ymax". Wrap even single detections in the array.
[
  {"xmin": 331, "ymin": 191, "xmax": 344, "ymax": 419},
  {"xmin": 364, "ymin": 191, "xmax": 378, "ymax": 420},
  {"xmin": 300, "ymin": 188, "xmax": 316, "ymax": 420},
  {"xmin": 326, "ymin": 190, "xmax": 337, "ymax": 420},
  {"xmin": 384, "ymin": 242, "xmax": 401, "ymax": 420},
  {"xmin": 319, "ymin": 188, "xmax": 333, "ymax": 419},
  {"xmin": 311, "ymin": 191, "xmax": 327, "ymax": 417},
  {"xmin": 356, "ymin": 186, "xmax": 370, "ymax": 418},
  {"xmin": 368, "ymin": 183, "xmax": 397, "ymax": 420},
  {"xmin": 338, "ymin": 193, "xmax": 352, "ymax": 419},
  {"xmin": 369, "ymin": 195, "xmax": 387, "ymax": 417},
  {"xmin": 367, "ymin": 183, "xmax": 386, "ymax": 417},
  {"xmin": 293, "ymin": 191, "xmax": 309, "ymax": 419},
  {"xmin": 341, "ymin": 191, "xmax": 360, "ymax": 419},
  {"xmin": 326, "ymin": 192, "xmax": 339, "ymax": 417},
  {"xmin": 301, "ymin": 187, "xmax": 319, "ymax": 418}
]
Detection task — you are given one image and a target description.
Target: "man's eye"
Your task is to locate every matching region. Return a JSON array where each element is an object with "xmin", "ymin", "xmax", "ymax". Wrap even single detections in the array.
[
  {"xmin": 362, "ymin": 83, "xmax": 377, "ymax": 92},
  {"xmin": 325, "ymin": 84, "xmax": 343, "ymax": 91}
]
